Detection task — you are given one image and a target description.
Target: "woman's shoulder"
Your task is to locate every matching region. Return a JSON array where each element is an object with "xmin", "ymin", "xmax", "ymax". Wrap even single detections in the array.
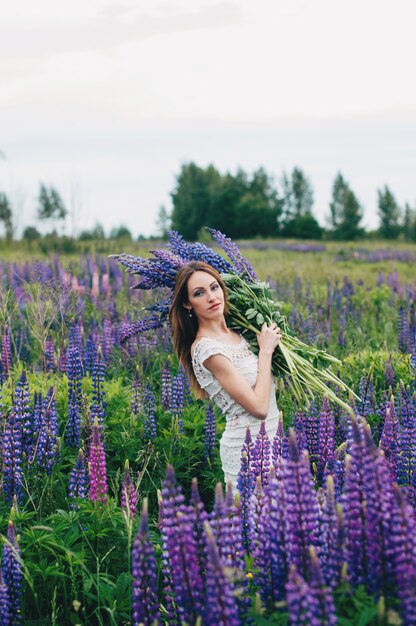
[{"xmin": 191, "ymin": 332, "xmax": 244, "ymax": 360}]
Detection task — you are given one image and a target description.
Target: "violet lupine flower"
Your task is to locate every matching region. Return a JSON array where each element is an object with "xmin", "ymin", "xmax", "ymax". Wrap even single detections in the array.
[
  {"xmin": 0, "ymin": 569, "xmax": 11, "ymax": 626},
  {"xmin": 254, "ymin": 469, "xmax": 287, "ymax": 607},
  {"xmin": 160, "ymin": 465, "xmax": 204, "ymax": 625},
  {"xmin": 237, "ymin": 449, "xmax": 255, "ymax": 552},
  {"xmin": 319, "ymin": 475, "xmax": 344, "ymax": 589},
  {"xmin": 130, "ymin": 375, "xmax": 143, "ymax": 416},
  {"xmin": 131, "ymin": 498, "xmax": 161, "ymax": 626},
  {"xmin": 304, "ymin": 400, "xmax": 319, "ymax": 460},
  {"xmin": 398, "ymin": 305, "xmax": 409, "ymax": 353},
  {"xmin": 286, "ymin": 566, "xmax": 318, "ymax": 626},
  {"xmin": 14, "ymin": 371, "xmax": 32, "ymax": 457},
  {"xmin": 69, "ymin": 321, "xmax": 83, "ymax": 357},
  {"xmin": 143, "ymin": 381, "xmax": 157, "ymax": 440},
  {"xmin": 1, "ymin": 520, "xmax": 22, "ymax": 626},
  {"xmin": 36, "ymin": 387, "xmax": 59, "ymax": 474},
  {"xmin": 90, "ymin": 348, "xmax": 106, "ymax": 431},
  {"xmin": 156, "ymin": 488, "xmax": 179, "ymax": 626},
  {"xmin": 65, "ymin": 346, "xmax": 83, "ymax": 447},
  {"xmin": 161, "ymin": 361, "xmax": 171, "ymax": 410},
  {"xmin": 188, "ymin": 241, "xmax": 234, "ymax": 274},
  {"xmin": 294, "ymin": 410, "xmax": 308, "ymax": 453},
  {"xmin": 84, "ymin": 332, "xmax": 98, "ymax": 377},
  {"xmin": 1, "ymin": 327, "xmax": 12, "ymax": 379},
  {"xmin": 68, "ymin": 449, "xmax": 89, "ymax": 507},
  {"xmin": 44, "ymin": 336, "xmax": 55, "ymax": 372},
  {"xmin": 31, "ymin": 392, "xmax": 43, "ymax": 436},
  {"xmin": 396, "ymin": 383, "xmax": 416, "ymax": 486},
  {"xmin": 3, "ymin": 405, "xmax": 24, "ymax": 505},
  {"xmin": 189, "ymin": 478, "xmax": 209, "ymax": 576},
  {"xmin": 121, "ymin": 459, "xmax": 137, "ymax": 517},
  {"xmin": 88, "ymin": 417, "xmax": 108, "ymax": 504},
  {"xmin": 203, "ymin": 522, "xmax": 242, "ymax": 626},
  {"xmin": 119, "ymin": 316, "xmax": 162, "ymax": 345},
  {"xmin": 171, "ymin": 372, "xmax": 184, "ymax": 432},
  {"xmin": 307, "ymin": 547, "xmax": 337, "ymax": 626},
  {"xmin": 271, "ymin": 414, "xmax": 285, "ymax": 479},
  {"xmin": 207, "ymin": 227, "xmax": 257, "ymax": 281},
  {"xmin": 283, "ymin": 429, "xmax": 320, "ymax": 578},
  {"xmin": 251, "ymin": 420, "xmax": 271, "ymax": 488},
  {"xmin": 101, "ymin": 318, "xmax": 114, "ymax": 360},
  {"xmin": 357, "ymin": 375, "xmax": 377, "ymax": 418},
  {"xmin": 390, "ymin": 485, "xmax": 416, "ymax": 625},
  {"xmin": 379, "ymin": 397, "xmax": 401, "ymax": 480},
  {"xmin": 385, "ymin": 354, "xmax": 395, "ymax": 389},
  {"xmin": 317, "ymin": 397, "xmax": 335, "ymax": 485},
  {"xmin": 342, "ymin": 418, "xmax": 383, "ymax": 591},
  {"xmin": 203, "ymin": 403, "xmax": 216, "ymax": 462}
]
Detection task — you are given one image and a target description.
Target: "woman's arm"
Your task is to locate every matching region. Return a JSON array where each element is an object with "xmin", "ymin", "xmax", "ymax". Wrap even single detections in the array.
[{"xmin": 203, "ymin": 323, "xmax": 282, "ymax": 420}]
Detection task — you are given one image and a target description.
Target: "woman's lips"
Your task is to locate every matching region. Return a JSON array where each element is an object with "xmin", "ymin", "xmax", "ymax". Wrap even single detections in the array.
[{"xmin": 209, "ymin": 303, "xmax": 221, "ymax": 310}]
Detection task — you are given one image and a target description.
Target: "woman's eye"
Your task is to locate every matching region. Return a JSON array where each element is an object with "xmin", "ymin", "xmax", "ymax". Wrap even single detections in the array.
[{"xmin": 212, "ymin": 284, "xmax": 219, "ymax": 290}]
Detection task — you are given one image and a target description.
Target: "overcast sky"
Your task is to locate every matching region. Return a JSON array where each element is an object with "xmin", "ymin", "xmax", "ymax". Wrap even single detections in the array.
[{"xmin": 1, "ymin": 0, "xmax": 415, "ymax": 237}]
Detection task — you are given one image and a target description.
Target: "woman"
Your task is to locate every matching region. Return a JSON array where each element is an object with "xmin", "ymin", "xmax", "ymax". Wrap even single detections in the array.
[{"xmin": 169, "ymin": 260, "xmax": 282, "ymax": 488}]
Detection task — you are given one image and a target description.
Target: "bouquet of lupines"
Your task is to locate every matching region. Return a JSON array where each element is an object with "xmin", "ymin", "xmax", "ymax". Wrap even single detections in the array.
[{"xmin": 111, "ymin": 229, "xmax": 357, "ymax": 412}]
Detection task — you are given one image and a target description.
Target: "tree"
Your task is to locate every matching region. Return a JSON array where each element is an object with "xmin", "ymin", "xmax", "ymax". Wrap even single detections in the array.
[
  {"xmin": 79, "ymin": 223, "xmax": 106, "ymax": 241},
  {"xmin": 281, "ymin": 214, "xmax": 323, "ymax": 239},
  {"xmin": 37, "ymin": 184, "xmax": 68, "ymax": 232},
  {"xmin": 402, "ymin": 202, "xmax": 416, "ymax": 242},
  {"xmin": 377, "ymin": 185, "xmax": 402, "ymax": 239},
  {"xmin": 0, "ymin": 192, "xmax": 13, "ymax": 241},
  {"xmin": 109, "ymin": 225, "xmax": 132, "ymax": 240},
  {"xmin": 171, "ymin": 162, "xmax": 222, "ymax": 240},
  {"xmin": 281, "ymin": 167, "xmax": 314, "ymax": 221},
  {"xmin": 328, "ymin": 173, "xmax": 364, "ymax": 240},
  {"xmin": 155, "ymin": 205, "xmax": 171, "ymax": 239},
  {"xmin": 22, "ymin": 226, "xmax": 41, "ymax": 248}
]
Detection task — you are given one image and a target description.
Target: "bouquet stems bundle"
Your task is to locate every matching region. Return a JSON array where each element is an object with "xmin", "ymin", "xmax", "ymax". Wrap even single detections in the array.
[
  {"xmin": 222, "ymin": 273, "xmax": 357, "ymax": 413},
  {"xmin": 112, "ymin": 229, "xmax": 358, "ymax": 413}
]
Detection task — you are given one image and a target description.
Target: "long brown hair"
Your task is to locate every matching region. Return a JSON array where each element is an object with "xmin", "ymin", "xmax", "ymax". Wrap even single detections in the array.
[{"xmin": 168, "ymin": 261, "xmax": 229, "ymax": 398}]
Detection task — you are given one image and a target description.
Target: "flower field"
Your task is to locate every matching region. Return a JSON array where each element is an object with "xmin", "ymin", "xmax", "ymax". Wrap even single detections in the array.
[{"xmin": 0, "ymin": 240, "xmax": 415, "ymax": 625}]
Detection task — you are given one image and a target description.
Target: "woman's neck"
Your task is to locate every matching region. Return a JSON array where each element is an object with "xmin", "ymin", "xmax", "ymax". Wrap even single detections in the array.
[{"xmin": 197, "ymin": 318, "xmax": 230, "ymax": 338}]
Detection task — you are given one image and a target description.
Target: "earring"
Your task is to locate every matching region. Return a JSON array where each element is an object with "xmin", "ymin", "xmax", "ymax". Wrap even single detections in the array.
[{"xmin": 188, "ymin": 308, "xmax": 193, "ymax": 318}]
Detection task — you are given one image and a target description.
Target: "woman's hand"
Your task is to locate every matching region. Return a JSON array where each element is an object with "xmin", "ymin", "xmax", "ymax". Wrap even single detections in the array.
[{"xmin": 256, "ymin": 322, "xmax": 282, "ymax": 356}]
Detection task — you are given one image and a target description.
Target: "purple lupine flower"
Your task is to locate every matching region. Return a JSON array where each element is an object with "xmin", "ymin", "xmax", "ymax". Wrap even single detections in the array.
[
  {"xmin": 396, "ymin": 383, "xmax": 416, "ymax": 486},
  {"xmin": 251, "ymin": 420, "xmax": 271, "ymax": 488},
  {"xmin": 84, "ymin": 332, "xmax": 98, "ymax": 377},
  {"xmin": 3, "ymin": 405, "xmax": 24, "ymax": 504},
  {"xmin": 44, "ymin": 336, "xmax": 56, "ymax": 372},
  {"xmin": 357, "ymin": 375, "xmax": 377, "ymax": 418},
  {"xmin": 271, "ymin": 414, "xmax": 285, "ymax": 479},
  {"xmin": 286, "ymin": 565, "xmax": 318, "ymax": 626},
  {"xmin": 143, "ymin": 381, "xmax": 157, "ymax": 440},
  {"xmin": 156, "ymin": 488, "xmax": 179, "ymax": 626},
  {"xmin": 68, "ymin": 449, "xmax": 89, "ymax": 507},
  {"xmin": 390, "ymin": 485, "xmax": 416, "ymax": 624},
  {"xmin": 36, "ymin": 387, "xmax": 59, "ymax": 474},
  {"xmin": 255, "ymin": 469, "xmax": 287, "ymax": 607},
  {"xmin": 161, "ymin": 361, "xmax": 171, "ymax": 410},
  {"xmin": 69, "ymin": 321, "xmax": 83, "ymax": 356},
  {"xmin": 88, "ymin": 417, "xmax": 108, "ymax": 504},
  {"xmin": 379, "ymin": 397, "xmax": 401, "ymax": 480},
  {"xmin": 237, "ymin": 448, "xmax": 255, "ymax": 552},
  {"xmin": 203, "ymin": 403, "xmax": 216, "ymax": 462},
  {"xmin": 317, "ymin": 397, "xmax": 335, "ymax": 485},
  {"xmin": 31, "ymin": 391, "xmax": 43, "ymax": 437},
  {"xmin": 101, "ymin": 318, "xmax": 114, "ymax": 360},
  {"xmin": 0, "ymin": 569, "xmax": 11, "ymax": 626},
  {"xmin": 90, "ymin": 348, "xmax": 106, "ymax": 431},
  {"xmin": 160, "ymin": 465, "xmax": 204, "ymax": 625},
  {"xmin": 65, "ymin": 346, "xmax": 83, "ymax": 447},
  {"xmin": 189, "ymin": 478, "xmax": 209, "ymax": 576},
  {"xmin": 188, "ymin": 241, "xmax": 234, "ymax": 274},
  {"xmin": 1, "ymin": 520, "xmax": 22, "ymax": 626},
  {"xmin": 307, "ymin": 547, "xmax": 337, "ymax": 626},
  {"xmin": 171, "ymin": 371, "xmax": 185, "ymax": 431},
  {"xmin": 1, "ymin": 326, "xmax": 12, "ymax": 379},
  {"xmin": 283, "ymin": 429, "xmax": 320, "ymax": 578},
  {"xmin": 385, "ymin": 354, "xmax": 395, "ymax": 389},
  {"xmin": 398, "ymin": 305, "xmax": 409, "ymax": 352},
  {"xmin": 14, "ymin": 371, "xmax": 32, "ymax": 457},
  {"xmin": 204, "ymin": 521, "xmax": 242, "ymax": 626},
  {"xmin": 130, "ymin": 375, "xmax": 143, "ymax": 416},
  {"xmin": 207, "ymin": 227, "xmax": 257, "ymax": 281},
  {"xmin": 319, "ymin": 475, "xmax": 344, "ymax": 589},
  {"xmin": 304, "ymin": 400, "xmax": 319, "ymax": 461},
  {"xmin": 131, "ymin": 498, "xmax": 161, "ymax": 626},
  {"xmin": 121, "ymin": 459, "xmax": 137, "ymax": 517},
  {"xmin": 120, "ymin": 316, "xmax": 162, "ymax": 345}
]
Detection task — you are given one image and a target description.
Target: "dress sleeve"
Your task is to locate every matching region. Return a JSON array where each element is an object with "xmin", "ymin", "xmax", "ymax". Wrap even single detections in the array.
[{"xmin": 191, "ymin": 339, "xmax": 232, "ymax": 398}]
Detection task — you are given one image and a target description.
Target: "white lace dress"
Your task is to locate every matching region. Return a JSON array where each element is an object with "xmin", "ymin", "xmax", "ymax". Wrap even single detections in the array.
[{"xmin": 191, "ymin": 334, "xmax": 280, "ymax": 487}]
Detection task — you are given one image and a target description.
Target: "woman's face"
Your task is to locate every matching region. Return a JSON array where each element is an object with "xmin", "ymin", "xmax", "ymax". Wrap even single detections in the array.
[{"xmin": 185, "ymin": 271, "xmax": 225, "ymax": 322}]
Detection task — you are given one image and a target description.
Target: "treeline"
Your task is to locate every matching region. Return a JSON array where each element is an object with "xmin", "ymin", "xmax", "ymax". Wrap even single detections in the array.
[
  {"xmin": 167, "ymin": 162, "xmax": 416, "ymax": 241},
  {"xmin": 1, "ymin": 165, "xmax": 415, "ymax": 244}
]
